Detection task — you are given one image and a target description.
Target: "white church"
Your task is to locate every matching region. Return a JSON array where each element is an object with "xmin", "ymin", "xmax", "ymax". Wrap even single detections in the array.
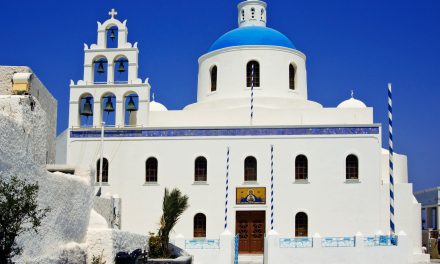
[{"xmin": 61, "ymin": 1, "xmax": 429, "ymax": 263}]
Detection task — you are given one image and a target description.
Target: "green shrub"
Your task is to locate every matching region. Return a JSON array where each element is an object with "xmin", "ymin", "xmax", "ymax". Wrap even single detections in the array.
[
  {"xmin": 148, "ymin": 234, "xmax": 165, "ymax": 258},
  {"xmin": 91, "ymin": 250, "xmax": 106, "ymax": 264}
]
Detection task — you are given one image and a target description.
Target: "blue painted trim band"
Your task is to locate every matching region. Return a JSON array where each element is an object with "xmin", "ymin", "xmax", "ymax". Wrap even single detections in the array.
[{"xmin": 70, "ymin": 126, "xmax": 380, "ymax": 138}]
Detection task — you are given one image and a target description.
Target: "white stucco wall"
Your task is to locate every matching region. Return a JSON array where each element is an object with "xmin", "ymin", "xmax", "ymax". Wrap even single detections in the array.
[
  {"xmin": 194, "ymin": 46, "xmax": 309, "ymax": 107},
  {"xmin": 149, "ymin": 107, "xmax": 373, "ymax": 127},
  {"xmin": 66, "ymin": 126, "xmax": 426, "ymax": 263},
  {"xmin": 67, "ymin": 132, "xmax": 385, "ymax": 237},
  {"xmin": 265, "ymin": 233, "xmax": 414, "ymax": 264}
]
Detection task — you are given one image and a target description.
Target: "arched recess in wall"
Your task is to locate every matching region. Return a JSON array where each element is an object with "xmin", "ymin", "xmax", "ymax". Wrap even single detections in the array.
[
  {"xmin": 96, "ymin": 158, "xmax": 109, "ymax": 183},
  {"xmin": 79, "ymin": 93, "xmax": 94, "ymax": 127},
  {"xmin": 246, "ymin": 61, "xmax": 260, "ymax": 87},
  {"xmin": 194, "ymin": 213, "xmax": 206, "ymax": 238},
  {"xmin": 295, "ymin": 155, "xmax": 308, "ymax": 181},
  {"xmin": 195, "ymin": 156, "xmax": 207, "ymax": 182},
  {"xmin": 124, "ymin": 91, "xmax": 138, "ymax": 126},
  {"xmin": 346, "ymin": 154, "xmax": 359, "ymax": 180},
  {"xmin": 210, "ymin": 66, "xmax": 217, "ymax": 92},
  {"xmin": 101, "ymin": 92, "xmax": 116, "ymax": 126},
  {"xmin": 93, "ymin": 56, "xmax": 108, "ymax": 84},
  {"xmin": 295, "ymin": 212, "xmax": 308, "ymax": 237},
  {"xmin": 145, "ymin": 157, "xmax": 158, "ymax": 183},
  {"xmin": 106, "ymin": 25, "xmax": 118, "ymax": 48},
  {"xmin": 114, "ymin": 56, "xmax": 129, "ymax": 84},
  {"xmin": 289, "ymin": 63, "xmax": 296, "ymax": 90},
  {"xmin": 244, "ymin": 156, "xmax": 257, "ymax": 181}
]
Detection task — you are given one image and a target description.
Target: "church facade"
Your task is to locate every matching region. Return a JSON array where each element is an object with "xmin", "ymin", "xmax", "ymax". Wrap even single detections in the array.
[{"xmin": 64, "ymin": 1, "xmax": 428, "ymax": 263}]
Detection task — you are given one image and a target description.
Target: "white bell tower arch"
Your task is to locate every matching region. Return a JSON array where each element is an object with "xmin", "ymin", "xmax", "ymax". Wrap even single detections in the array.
[{"xmin": 68, "ymin": 9, "xmax": 150, "ymax": 129}]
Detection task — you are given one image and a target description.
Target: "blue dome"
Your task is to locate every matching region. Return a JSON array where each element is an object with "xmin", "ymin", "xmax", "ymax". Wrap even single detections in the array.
[{"xmin": 209, "ymin": 26, "xmax": 295, "ymax": 52}]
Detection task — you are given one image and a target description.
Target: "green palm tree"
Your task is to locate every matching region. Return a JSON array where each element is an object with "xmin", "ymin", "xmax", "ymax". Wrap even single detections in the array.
[{"xmin": 157, "ymin": 188, "xmax": 189, "ymax": 257}]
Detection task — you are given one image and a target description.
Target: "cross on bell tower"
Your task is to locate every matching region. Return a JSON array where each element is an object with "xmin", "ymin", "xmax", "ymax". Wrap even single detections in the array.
[{"xmin": 109, "ymin": 8, "xmax": 118, "ymax": 19}]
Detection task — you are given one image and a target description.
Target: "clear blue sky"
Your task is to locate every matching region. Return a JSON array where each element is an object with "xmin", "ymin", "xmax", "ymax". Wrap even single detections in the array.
[{"xmin": 1, "ymin": 0, "xmax": 439, "ymax": 191}]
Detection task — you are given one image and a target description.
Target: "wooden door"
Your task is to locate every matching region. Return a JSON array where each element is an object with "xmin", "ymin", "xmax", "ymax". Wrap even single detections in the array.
[{"xmin": 236, "ymin": 211, "xmax": 265, "ymax": 254}]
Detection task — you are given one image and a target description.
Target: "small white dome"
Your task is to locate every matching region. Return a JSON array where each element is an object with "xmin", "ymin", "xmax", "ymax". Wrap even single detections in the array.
[
  {"xmin": 150, "ymin": 101, "xmax": 168, "ymax": 111},
  {"xmin": 337, "ymin": 98, "xmax": 367, "ymax": 108}
]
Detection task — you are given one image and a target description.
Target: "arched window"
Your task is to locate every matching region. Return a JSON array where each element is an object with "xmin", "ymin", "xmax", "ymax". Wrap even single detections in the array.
[
  {"xmin": 346, "ymin": 155, "xmax": 359, "ymax": 180},
  {"xmin": 146, "ymin": 157, "xmax": 158, "ymax": 182},
  {"xmin": 106, "ymin": 26, "xmax": 118, "ymax": 48},
  {"xmin": 261, "ymin": 9, "xmax": 265, "ymax": 20},
  {"xmin": 246, "ymin": 61, "xmax": 260, "ymax": 87},
  {"xmin": 244, "ymin": 156, "xmax": 257, "ymax": 181},
  {"xmin": 195, "ymin": 157, "xmax": 207, "ymax": 182},
  {"xmin": 210, "ymin": 66, "xmax": 217, "ymax": 92},
  {"xmin": 96, "ymin": 158, "xmax": 109, "ymax": 183},
  {"xmin": 251, "ymin": 8, "xmax": 255, "ymax": 18},
  {"xmin": 295, "ymin": 155, "xmax": 308, "ymax": 180},
  {"xmin": 241, "ymin": 9, "xmax": 245, "ymax": 21},
  {"xmin": 289, "ymin": 64, "xmax": 296, "ymax": 90},
  {"xmin": 194, "ymin": 213, "xmax": 206, "ymax": 238},
  {"xmin": 295, "ymin": 212, "xmax": 308, "ymax": 237}
]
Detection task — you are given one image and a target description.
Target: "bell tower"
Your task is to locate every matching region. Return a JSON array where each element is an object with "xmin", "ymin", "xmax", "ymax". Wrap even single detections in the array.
[
  {"xmin": 237, "ymin": 0, "xmax": 267, "ymax": 27},
  {"xmin": 68, "ymin": 9, "xmax": 150, "ymax": 129}
]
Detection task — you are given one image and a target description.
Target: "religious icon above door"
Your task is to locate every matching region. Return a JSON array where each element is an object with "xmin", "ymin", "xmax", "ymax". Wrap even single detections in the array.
[{"xmin": 236, "ymin": 187, "xmax": 266, "ymax": 205}]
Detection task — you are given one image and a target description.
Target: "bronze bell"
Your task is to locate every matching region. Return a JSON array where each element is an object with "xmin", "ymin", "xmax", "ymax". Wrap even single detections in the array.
[
  {"xmin": 97, "ymin": 61, "xmax": 105, "ymax": 74},
  {"xmin": 126, "ymin": 97, "xmax": 137, "ymax": 112},
  {"xmin": 110, "ymin": 29, "xmax": 116, "ymax": 41},
  {"xmin": 118, "ymin": 61, "xmax": 125, "ymax": 73},
  {"xmin": 104, "ymin": 97, "xmax": 115, "ymax": 113},
  {"xmin": 81, "ymin": 98, "xmax": 93, "ymax": 117}
]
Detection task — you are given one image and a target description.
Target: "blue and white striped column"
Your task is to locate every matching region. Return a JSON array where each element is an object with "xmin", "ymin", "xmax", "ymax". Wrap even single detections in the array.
[
  {"xmin": 270, "ymin": 145, "xmax": 275, "ymax": 231},
  {"xmin": 224, "ymin": 147, "xmax": 230, "ymax": 230},
  {"xmin": 250, "ymin": 64, "xmax": 255, "ymax": 123},
  {"xmin": 388, "ymin": 83, "xmax": 395, "ymax": 236}
]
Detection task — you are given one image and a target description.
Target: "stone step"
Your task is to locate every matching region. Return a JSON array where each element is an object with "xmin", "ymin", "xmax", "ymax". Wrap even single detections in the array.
[{"xmin": 238, "ymin": 254, "xmax": 264, "ymax": 264}]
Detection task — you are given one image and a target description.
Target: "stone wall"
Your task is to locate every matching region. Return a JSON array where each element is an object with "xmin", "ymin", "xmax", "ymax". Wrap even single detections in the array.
[
  {"xmin": 94, "ymin": 195, "xmax": 122, "ymax": 229},
  {"xmin": 0, "ymin": 95, "xmax": 94, "ymax": 263},
  {"xmin": 0, "ymin": 66, "xmax": 57, "ymax": 163},
  {"xmin": 87, "ymin": 228, "xmax": 148, "ymax": 264}
]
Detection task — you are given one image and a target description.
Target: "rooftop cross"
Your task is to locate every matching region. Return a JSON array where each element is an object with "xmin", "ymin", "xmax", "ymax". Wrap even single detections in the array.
[
  {"xmin": 109, "ymin": 8, "xmax": 118, "ymax": 19},
  {"xmin": 351, "ymin": 90, "xmax": 354, "ymax": 98}
]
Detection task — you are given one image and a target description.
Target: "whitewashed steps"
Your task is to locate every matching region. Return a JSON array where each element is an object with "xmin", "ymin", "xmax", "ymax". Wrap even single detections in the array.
[{"xmin": 238, "ymin": 254, "xmax": 264, "ymax": 264}]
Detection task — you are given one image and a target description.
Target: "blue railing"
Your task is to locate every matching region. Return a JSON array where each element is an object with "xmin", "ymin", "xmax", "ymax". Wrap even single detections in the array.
[
  {"xmin": 234, "ymin": 234, "xmax": 239, "ymax": 264},
  {"xmin": 279, "ymin": 238, "xmax": 313, "ymax": 248},
  {"xmin": 321, "ymin": 237, "xmax": 355, "ymax": 247},
  {"xmin": 364, "ymin": 235, "xmax": 398, "ymax": 246},
  {"xmin": 184, "ymin": 239, "xmax": 220, "ymax": 249}
]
